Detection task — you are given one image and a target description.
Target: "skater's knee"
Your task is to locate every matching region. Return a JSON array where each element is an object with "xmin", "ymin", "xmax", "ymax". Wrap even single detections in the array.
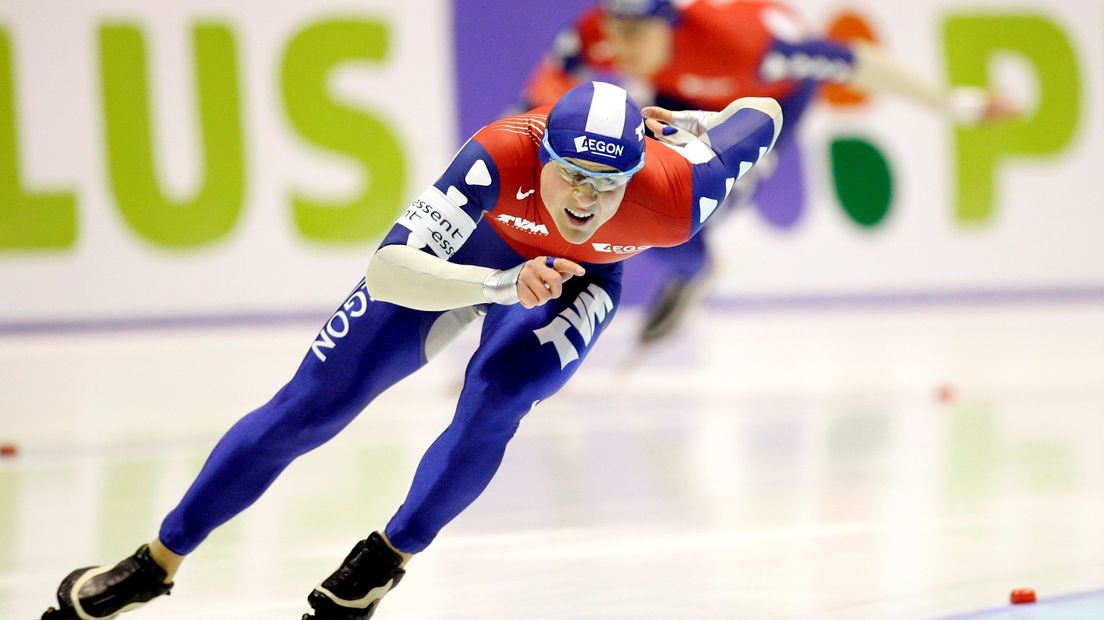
[
  {"xmin": 240, "ymin": 399, "xmax": 349, "ymax": 459},
  {"xmin": 454, "ymin": 392, "xmax": 544, "ymax": 442}
]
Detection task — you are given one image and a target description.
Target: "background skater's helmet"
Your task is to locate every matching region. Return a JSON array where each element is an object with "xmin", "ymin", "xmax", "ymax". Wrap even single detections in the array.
[{"xmin": 601, "ymin": 0, "xmax": 679, "ymax": 23}]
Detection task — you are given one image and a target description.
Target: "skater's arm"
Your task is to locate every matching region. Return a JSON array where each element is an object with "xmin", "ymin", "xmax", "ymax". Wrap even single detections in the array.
[
  {"xmin": 366, "ymin": 245, "xmax": 503, "ymax": 310},
  {"xmin": 643, "ymin": 97, "xmax": 783, "ymax": 166},
  {"xmin": 761, "ymin": 38, "xmax": 1016, "ymax": 123},
  {"xmin": 367, "ymin": 247, "xmax": 584, "ymax": 311},
  {"xmin": 364, "ymin": 131, "xmax": 510, "ymax": 311},
  {"xmin": 365, "ymin": 177, "xmax": 522, "ymax": 310},
  {"xmin": 643, "ymin": 97, "xmax": 782, "ymax": 233},
  {"xmin": 849, "ymin": 42, "xmax": 1017, "ymax": 123},
  {"xmin": 366, "ymin": 121, "xmax": 583, "ymax": 310}
]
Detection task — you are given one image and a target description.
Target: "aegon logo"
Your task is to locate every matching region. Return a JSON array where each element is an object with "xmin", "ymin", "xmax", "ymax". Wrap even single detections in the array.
[
  {"xmin": 534, "ymin": 283, "xmax": 615, "ymax": 369},
  {"xmin": 496, "ymin": 214, "xmax": 549, "ymax": 236},
  {"xmin": 592, "ymin": 242, "xmax": 651, "ymax": 254},
  {"xmin": 573, "ymin": 135, "xmax": 624, "ymax": 158},
  {"xmin": 311, "ymin": 280, "xmax": 370, "ymax": 362}
]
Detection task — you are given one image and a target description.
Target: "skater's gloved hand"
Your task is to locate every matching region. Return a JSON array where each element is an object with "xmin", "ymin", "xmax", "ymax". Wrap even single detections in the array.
[
  {"xmin": 644, "ymin": 97, "xmax": 782, "ymax": 155},
  {"xmin": 516, "ymin": 256, "xmax": 585, "ymax": 309},
  {"xmin": 481, "ymin": 257, "xmax": 585, "ymax": 307},
  {"xmin": 642, "ymin": 106, "xmax": 714, "ymax": 146}
]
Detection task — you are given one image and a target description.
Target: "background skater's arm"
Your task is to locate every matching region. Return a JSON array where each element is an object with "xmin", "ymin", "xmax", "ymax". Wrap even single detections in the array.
[
  {"xmin": 846, "ymin": 41, "xmax": 1017, "ymax": 123},
  {"xmin": 760, "ymin": 37, "xmax": 1016, "ymax": 124}
]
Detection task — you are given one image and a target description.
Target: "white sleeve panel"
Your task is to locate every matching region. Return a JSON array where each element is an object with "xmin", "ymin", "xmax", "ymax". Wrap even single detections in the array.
[
  {"xmin": 365, "ymin": 244, "xmax": 496, "ymax": 311},
  {"xmin": 396, "ymin": 186, "xmax": 480, "ymax": 259}
]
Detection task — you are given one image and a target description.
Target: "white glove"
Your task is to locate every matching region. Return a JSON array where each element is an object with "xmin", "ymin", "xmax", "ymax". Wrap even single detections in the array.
[{"xmin": 644, "ymin": 108, "xmax": 715, "ymax": 146}]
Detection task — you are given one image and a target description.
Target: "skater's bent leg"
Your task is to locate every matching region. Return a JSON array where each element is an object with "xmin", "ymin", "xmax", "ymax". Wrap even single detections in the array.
[
  {"xmin": 649, "ymin": 232, "xmax": 709, "ymax": 282},
  {"xmin": 160, "ymin": 280, "xmax": 444, "ymax": 556},
  {"xmin": 385, "ymin": 267, "xmax": 623, "ymax": 552}
]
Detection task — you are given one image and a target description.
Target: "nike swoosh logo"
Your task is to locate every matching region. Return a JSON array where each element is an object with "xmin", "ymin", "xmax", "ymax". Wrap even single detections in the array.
[{"xmin": 516, "ymin": 187, "xmax": 535, "ymax": 200}]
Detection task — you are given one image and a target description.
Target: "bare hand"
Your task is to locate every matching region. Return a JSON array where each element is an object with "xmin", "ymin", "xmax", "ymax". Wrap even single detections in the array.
[
  {"xmin": 517, "ymin": 257, "xmax": 586, "ymax": 309},
  {"xmin": 948, "ymin": 87, "xmax": 1022, "ymax": 125},
  {"xmin": 981, "ymin": 92, "xmax": 1021, "ymax": 123}
]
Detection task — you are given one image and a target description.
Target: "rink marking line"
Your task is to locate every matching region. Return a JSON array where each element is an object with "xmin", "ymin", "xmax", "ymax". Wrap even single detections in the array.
[
  {"xmin": 4, "ymin": 285, "xmax": 1104, "ymax": 336},
  {"xmin": 934, "ymin": 587, "xmax": 1104, "ymax": 619},
  {"xmin": 705, "ymin": 285, "xmax": 1104, "ymax": 312},
  {"xmin": 0, "ymin": 309, "xmax": 332, "ymax": 336}
]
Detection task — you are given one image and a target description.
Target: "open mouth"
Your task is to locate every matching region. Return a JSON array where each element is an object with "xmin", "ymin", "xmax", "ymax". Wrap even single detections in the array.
[{"xmin": 565, "ymin": 207, "xmax": 595, "ymax": 226}]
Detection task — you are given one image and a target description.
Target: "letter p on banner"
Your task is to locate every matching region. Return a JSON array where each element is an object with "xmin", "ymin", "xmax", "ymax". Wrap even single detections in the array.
[{"xmin": 944, "ymin": 14, "xmax": 1080, "ymax": 224}]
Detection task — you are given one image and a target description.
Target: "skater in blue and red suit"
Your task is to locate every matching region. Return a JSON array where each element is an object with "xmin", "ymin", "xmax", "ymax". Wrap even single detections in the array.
[
  {"xmin": 41, "ymin": 82, "xmax": 782, "ymax": 619},
  {"xmin": 524, "ymin": 0, "xmax": 1016, "ymax": 343}
]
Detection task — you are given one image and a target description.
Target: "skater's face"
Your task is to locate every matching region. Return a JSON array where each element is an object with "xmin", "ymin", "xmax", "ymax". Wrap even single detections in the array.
[
  {"xmin": 540, "ymin": 158, "xmax": 628, "ymax": 244},
  {"xmin": 602, "ymin": 16, "xmax": 673, "ymax": 78}
]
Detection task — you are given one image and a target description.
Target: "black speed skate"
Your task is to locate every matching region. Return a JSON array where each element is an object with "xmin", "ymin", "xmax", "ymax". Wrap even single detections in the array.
[
  {"xmin": 639, "ymin": 263, "xmax": 714, "ymax": 345},
  {"xmin": 302, "ymin": 532, "xmax": 406, "ymax": 620},
  {"xmin": 41, "ymin": 545, "xmax": 172, "ymax": 619}
]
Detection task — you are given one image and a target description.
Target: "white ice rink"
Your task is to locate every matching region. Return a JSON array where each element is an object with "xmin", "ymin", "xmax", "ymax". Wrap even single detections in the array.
[{"xmin": 2, "ymin": 301, "xmax": 1103, "ymax": 619}]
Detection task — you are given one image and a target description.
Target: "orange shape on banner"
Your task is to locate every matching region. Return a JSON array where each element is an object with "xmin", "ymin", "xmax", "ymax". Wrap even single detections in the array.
[{"xmin": 823, "ymin": 12, "xmax": 878, "ymax": 107}]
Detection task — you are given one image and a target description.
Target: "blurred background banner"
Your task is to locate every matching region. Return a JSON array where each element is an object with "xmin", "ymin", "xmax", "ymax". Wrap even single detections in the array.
[
  {"xmin": 1, "ymin": 0, "xmax": 1101, "ymax": 325},
  {"xmin": 0, "ymin": 0, "xmax": 459, "ymax": 324}
]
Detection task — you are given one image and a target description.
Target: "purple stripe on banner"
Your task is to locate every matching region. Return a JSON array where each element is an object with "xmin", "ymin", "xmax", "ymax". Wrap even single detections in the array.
[
  {"xmin": 451, "ymin": 0, "xmax": 593, "ymax": 143},
  {"xmin": 3, "ymin": 286, "xmax": 1104, "ymax": 336},
  {"xmin": 754, "ymin": 136, "xmax": 805, "ymax": 228}
]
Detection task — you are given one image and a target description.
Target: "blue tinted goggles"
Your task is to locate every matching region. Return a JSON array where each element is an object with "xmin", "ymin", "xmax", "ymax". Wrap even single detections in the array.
[{"xmin": 541, "ymin": 133, "xmax": 645, "ymax": 192}]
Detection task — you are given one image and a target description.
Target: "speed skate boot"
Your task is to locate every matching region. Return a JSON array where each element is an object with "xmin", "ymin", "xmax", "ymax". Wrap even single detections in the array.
[
  {"xmin": 302, "ymin": 532, "xmax": 406, "ymax": 620},
  {"xmin": 41, "ymin": 545, "xmax": 173, "ymax": 619}
]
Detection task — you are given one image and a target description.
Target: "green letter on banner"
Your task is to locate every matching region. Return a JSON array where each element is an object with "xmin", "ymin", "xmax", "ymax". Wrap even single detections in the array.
[
  {"xmin": 944, "ymin": 15, "xmax": 1080, "ymax": 223},
  {"xmin": 100, "ymin": 23, "xmax": 244, "ymax": 247},
  {"xmin": 0, "ymin": 29, "xmax": 76, "ymax": 250},
  {"xmin": 830, "ymin": 137, "xmax": 894, "ymax": 228},
  {"xmin": 281, "ymin": 19, "xmax": 406, "ymax": 243}
]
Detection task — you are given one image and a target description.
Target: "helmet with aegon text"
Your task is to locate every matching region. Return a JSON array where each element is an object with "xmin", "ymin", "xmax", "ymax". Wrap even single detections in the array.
[{"xmin": 541, "ymin": 81, "xmax": 646, "ymax": 190}]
